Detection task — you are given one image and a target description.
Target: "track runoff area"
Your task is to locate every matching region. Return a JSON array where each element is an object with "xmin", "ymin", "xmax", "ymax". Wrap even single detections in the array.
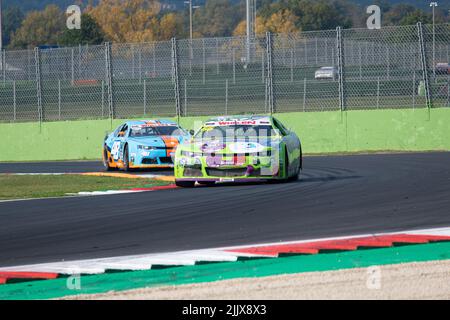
[{"xmin": 0, "ymin": 151, "xmax": 450, "ymax": 301}]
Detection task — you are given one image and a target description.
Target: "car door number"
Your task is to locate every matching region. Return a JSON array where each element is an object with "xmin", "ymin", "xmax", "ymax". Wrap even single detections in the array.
[{"xmin": 111, "ymin": 141, "xmax": 121, "ymax": 160}]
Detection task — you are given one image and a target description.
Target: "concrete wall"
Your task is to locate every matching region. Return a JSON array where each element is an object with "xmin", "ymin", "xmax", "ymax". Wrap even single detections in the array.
[{"xmin": 0, "ymin": 108, "xmax": 449, "ymax": 162}]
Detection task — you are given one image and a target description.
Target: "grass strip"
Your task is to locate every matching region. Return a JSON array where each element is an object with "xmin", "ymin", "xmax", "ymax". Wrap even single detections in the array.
[{"xmin": 0, "ymin": 174, "xmax": 171, "ymax": 200}]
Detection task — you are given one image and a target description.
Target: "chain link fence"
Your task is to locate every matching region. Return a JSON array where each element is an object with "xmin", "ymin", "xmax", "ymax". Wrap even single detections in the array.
[{"xmin": 0, "ymin": 23, "xmax": 449, "ymax": 123}]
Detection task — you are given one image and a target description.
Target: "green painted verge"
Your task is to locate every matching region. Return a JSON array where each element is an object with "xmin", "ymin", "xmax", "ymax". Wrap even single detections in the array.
[
  {"xmin": 1, "ymin": 242, "xmax": 449, "ymax": 300},
  {"xmin": 1, "ymin": 108, "xmax": 449, "ymax": 162}
]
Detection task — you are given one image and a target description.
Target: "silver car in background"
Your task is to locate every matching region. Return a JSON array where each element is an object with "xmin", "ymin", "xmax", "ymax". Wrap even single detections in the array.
[{"xmin": 315, "ymin": 66, "xmax": 338, "ymax": 80}]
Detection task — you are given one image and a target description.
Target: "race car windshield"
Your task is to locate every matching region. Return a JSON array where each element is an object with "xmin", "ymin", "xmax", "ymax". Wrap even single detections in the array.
[
  {"xmin": 196, "ymin": 125, "xmax": 276, "ymax": 140},
  {"xmin": 130, "ymin": 126, "xmax": 181, "ymax": 137}
]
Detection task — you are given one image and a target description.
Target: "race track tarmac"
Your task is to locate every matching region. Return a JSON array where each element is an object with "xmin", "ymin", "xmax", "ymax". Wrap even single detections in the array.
[{"xmin": 1, "ymin": 152, "xmax": 450, "ymax": 267}]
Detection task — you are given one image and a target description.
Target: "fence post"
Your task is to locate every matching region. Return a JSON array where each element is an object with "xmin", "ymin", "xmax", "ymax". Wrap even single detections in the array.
[
  {"xmin": 225, "ymin": 79, "xmax": 228, "ymax": 115},
  {"xmin": 232, "ymin": 48, "xmax": 236, "ymax": 84},
  {"xmin": 331, "ymin": 47, "xmax": 335, "ymax": 68},
  {"xmin": 417, "ymin": 22, "xmax": 432, "ymax": 109},
  {"xmin": 131, "ymin": 44, "xmax": 135, "ymax": 80},
  {"xmin": 78, "ymin": 44, "xmax": 81, "ymax": 79},
  {"xmin": 13, "ymin": 80, "xmax": 16, "ymax": 122},
  {"xmin": 71, "ymin": 48, "xmax": 75, "ymax": 84},
  {"xmin": 336, "ymin": 27, "xmax": 346, "ymax": 112},
  {"xmin": 412, "ymin": 71, "xmax": 416, "ymax": 109},
  {"xmin": 304, "ymin": 39, "xmax": 308, "ymax": 65},
  {"xmin": 138, "ymin": 45, "xmax": 142, "ymax": 84},
  {"xmin": 261, "ymin": 51, "xmax": 264, "ymax": 84},
  {"xmin": 264, "ymin": 78, "xmax": 268, "ymax": 113},
  {"xmin": 105, "ymin": 42, "xmax": 115, "ymax": 120},
  {"xmin": 386, "ymin": 47, "xmax": 390, "ymax": 80},
  {"xmin": 303, "ymin": 78, "xmax": 306, "ymax": 112},
  {"xmin": 315, "ymin": 37, "xmax": 318, "ymax": 65},
  {"xmin": 171, "ymin": 38, "xmax": 182, "ymax": 118},
  {"xmin": 216, "ymin": 38, "xmax": 219, "ymax": 75},
  {"xmin": 189, "ymin": 39, "xmax": 193, "ymax": 76},
  {"xmin": 202, "ymin": 38, "xmax": 206, "ymax": 85},
  {"xmin": 376, "ymin": 77, "xmax": 380, "ymax": 109},
  {"xmin": 34, "ymin": 47, "xmax": 43, "ymax": 123},
  {"xmin": 58, "ymin": 80, "xmax": 61, "ymax": 120},
  {"xmin": 143, "ymin": 79, "xmax": 147, "ymax": 115},
  {"xmin": 27, "ymin": 49, "xmax": 32, "ymax": 81},
  {"xmin": 290, "ymin": 48, "xmax": 294, "ymax": 82},
  {"xmin": 101, "ymin": 80, "xmax": 105, "ymax": 117},
  {"xmin": 447, "ymin": 75, "xmax": 450, "ymax": 107},
  {"xmin": 2, "ymin": 50, "xmax": 5, "ymax": 87},
  {"xmin": 184, "ymin": 79, "xmax": 188, "ymax": 117},
  {"xmin": 266, "ymin": 32, "xmax": 275, "ymax": 114},
  {"xmin": 153, "ymin": 46, "xmax": 156, "ymax": 75},
  {"xmin": 359, "ymin": 43, "xmax": 362, "ymax": 80}
]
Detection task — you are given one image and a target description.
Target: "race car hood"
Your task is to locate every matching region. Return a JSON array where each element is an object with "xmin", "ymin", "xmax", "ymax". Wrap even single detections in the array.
[
  {"xmin": 179, "ymin": 137, "xmax": 280, "ymax": 154},
  {"xmin": 127, "ymin": 135, "xmax": 187, "ymax": 148}
]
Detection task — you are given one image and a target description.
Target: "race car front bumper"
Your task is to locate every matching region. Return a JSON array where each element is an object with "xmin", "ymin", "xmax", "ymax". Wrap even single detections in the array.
[
  {"xmin": 174, "ymin": 154, "xmax": 283, "ymax": 182},
  {"xmin": 130, "ymin": 150, "xmax": 175, "ymax": 168}
]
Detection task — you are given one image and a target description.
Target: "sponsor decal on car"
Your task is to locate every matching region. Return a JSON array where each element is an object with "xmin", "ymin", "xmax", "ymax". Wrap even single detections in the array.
[{"xmin": 228, "ymin": 142, "xmax": 265, "ymax": 153}]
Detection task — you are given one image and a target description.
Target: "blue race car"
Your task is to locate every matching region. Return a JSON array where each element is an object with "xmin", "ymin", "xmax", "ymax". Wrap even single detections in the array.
[{"xmin": 102, "ymin": 119, "xmax": 190, "ymax": 171}]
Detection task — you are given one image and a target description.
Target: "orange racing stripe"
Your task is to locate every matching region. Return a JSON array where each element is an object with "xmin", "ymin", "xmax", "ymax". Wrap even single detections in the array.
[{"xmin": 160, "ymin": 136, "xmax": 179, "ymax": 157}]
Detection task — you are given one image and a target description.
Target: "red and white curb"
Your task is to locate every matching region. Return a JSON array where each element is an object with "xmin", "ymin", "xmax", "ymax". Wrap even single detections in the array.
[
  {"xmin": 1, "ymin": 226, "xmax": 450, "ymax": 284},
  {"xmin": 72, "ymin": 184, "xmax": 177, "ymax": 196}
]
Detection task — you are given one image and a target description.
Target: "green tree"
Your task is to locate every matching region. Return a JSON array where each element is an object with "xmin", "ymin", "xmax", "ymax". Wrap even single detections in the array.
[
  {"xmin": 192, "ymin": 0, "xmax": 244, "ymax": 37},
  {"xmin": 294, "ymin": 0, "xmax": 353, "ymax": 31},
  {"xmin": 258, "ymin": 0, "xmax": 354, "ymax": 31},
  {"xmin": 10, "ymin": 5, "xmax": 65, "ymax": 48},
  {"xmin": 383, "ymin": 4, "xmax": 417, "ymax": 26},
  {"xmin": 59, "ymin": 13, "xmax": 106, "ymax": 46},
  {"xmin": 1, "ymin": 6, "xmax": 25, "ymax": 47},
  {"xmin": 399, "ymin": 10, "xmax": 432, "ymax": 26}
]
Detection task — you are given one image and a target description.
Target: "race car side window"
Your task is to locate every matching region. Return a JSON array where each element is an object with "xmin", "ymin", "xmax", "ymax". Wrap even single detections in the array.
[
  {"xmin": 273, "ymin": 118, "xmax": 288, "ymax": 136},
  {"xmin": 112, "ymin": 126, "xmax": 120, "ymax": 137},
  {"xmin": 118, "ymin": 124, "xmax": 128, "ymax": 137}
]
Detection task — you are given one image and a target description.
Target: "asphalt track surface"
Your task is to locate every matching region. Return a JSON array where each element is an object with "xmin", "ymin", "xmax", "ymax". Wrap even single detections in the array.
[{"xmin": 1, "ymin": 152, "xmax": 450, "ymax": 267}]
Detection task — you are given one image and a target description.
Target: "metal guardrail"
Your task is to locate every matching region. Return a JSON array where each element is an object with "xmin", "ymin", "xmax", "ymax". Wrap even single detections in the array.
[{"xmin": 0, "ymin": 23, "xmax": 449, "ymax": 122}]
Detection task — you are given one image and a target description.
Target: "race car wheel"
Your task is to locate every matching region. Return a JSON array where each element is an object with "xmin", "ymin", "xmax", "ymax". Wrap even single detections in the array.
[
  {"xmin": 175, "ymin": 180, "xmax": 196, "ymax": 188},
  {"xmin": 103, "ymin": 146, "xmax": 113, "ymax": 171},
  {"xmin": 123, "ymin": 145, "xmax": 131, "ymax": 172}
]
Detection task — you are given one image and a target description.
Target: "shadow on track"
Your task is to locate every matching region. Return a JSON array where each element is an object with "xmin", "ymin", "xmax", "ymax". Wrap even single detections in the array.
[{"xmin": 193, "ymin": 174, "xmax": 362, "ymax": 188}]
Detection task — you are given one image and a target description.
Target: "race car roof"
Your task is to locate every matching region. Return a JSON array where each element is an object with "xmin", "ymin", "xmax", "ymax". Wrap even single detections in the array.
[
  {"xmin": 204, "ymin": 115, "xmax": 272, "ymax": 126},
  {"xmin": 127, "ymin": 119, "xmax": 178, "ymax": 127}
]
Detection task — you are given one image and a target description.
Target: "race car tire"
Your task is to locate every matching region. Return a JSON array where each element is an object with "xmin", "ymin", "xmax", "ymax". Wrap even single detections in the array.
[
  {"xmin": 123, "ymin": 145, "xmax": 131, "ymax": 172},
  {"xmin": 175, "ymin": 180, "xmax": 196, "ymax": 188},
  {"xmin": 103, "ymin": 145, "xmax": 114, "ymax": 171}
]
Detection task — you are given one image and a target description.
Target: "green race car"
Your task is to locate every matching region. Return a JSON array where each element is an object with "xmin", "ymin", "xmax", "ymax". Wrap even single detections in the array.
[{"xmin": 174, "ymin": 115, "xmax": 302, "ymax": 187}]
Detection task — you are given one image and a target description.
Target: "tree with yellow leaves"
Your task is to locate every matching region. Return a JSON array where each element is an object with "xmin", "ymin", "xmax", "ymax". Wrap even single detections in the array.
[
  {"xmin": 10, "ymin": 5, "xmax": 65, "ymax": 49},
  {"xmin": 265, "ymin": 9, "xmax": 299, "ymax": 34},
  {"xmin": 232, "ymin": 16, "xmax": 267, "ymax": 36},
  {"xmin": 158, "ymin": 13, "xmax": 184, "ymax": 40},
  {"xmin": 233, "ymin": 9, "xmax": 300, "ymax": 37},
  {"xmin": 87, "ymin": 0, "xmax": 162, "ymax": 43}
]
